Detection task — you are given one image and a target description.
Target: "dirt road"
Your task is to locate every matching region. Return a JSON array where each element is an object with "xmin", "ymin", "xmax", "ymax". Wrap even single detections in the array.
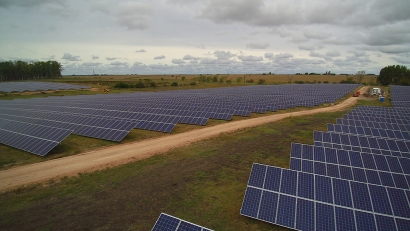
[{"xmin": 0, "ymin": 87, "xmax": 367, "ymax": 191}]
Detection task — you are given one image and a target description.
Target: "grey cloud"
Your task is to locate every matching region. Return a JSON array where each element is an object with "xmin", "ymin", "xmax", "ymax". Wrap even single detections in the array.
[
  {"xmin": 154, "ymin": 55, "xmax": 166, "ymax": 60},
  {"xmin": 92, "ymin": 55, "xmax": 99, "ymax": 60},
  {"xmin": 303, "ymin": 31, "xmax": 331, "ymax": 40},
  {"xmin": 391, "ymin": 55, "xmax": 410, "ymax": 64},
  {"xmin": 82, "ymin": 62, "xmax": 102, "ymax": 67},
  {"xmin": 172, "ymin": 59, "xmax": 185, "ymax": 64},
  {"xmin": 378, "ymin": 46, "xmax": 410, "ymax": 54},
  {"xmin": 183, "ymin": 54, "xmax": 201, "ymax": 60},
  {"xmin": 325, "ymin": 51, "xmax": 341, "ymax": 57},
  {"xmin": 264, "ymin": 52, "xmax": 274, "ymax": 59},
  {"xmin": 238, "ymin": 55, "xmax": 263, "ymax": 62},
  {"xmin": 347, "ymin": 50, "xmax": 367, "ymax": 57},
  {"xmin": 309, "ymin": 50, "xmax": 340, "ymax": 61},
  {"xmin": 214, "ymin": 50, "xmax": 236, "ymax": 60},
  {"xmin": 106, "ymin": 57, "xmax": 116, "ymax": 61},
  {"xmin": 62, "ymin": 53, "xmax": 81, "ymax": 61},
  {"xmin": 116, "ymin": 2, "xmax": 153, "ymax": 30},
  {"xmin": 0, "ymin": 0, "xmax": 63, "ymax": 8},
  {"xmin": 246, "ymin": 42, "xmax": 270, "ymax": 49},
  {"xmin": 42, "ymin": 55, "xmax": 55, "ymax": 60},
  {"xmin": 109, "ymin": 61, "xmax": 128, "ymax": 66},
  {"xmin": 196, "ymin": 44, "xmax": 206, "ymax": 49},
  {"xmin": 298, "ymin": 44, "xmax": 316, "ymax": 51},
  {"xmin": 275, "ymin": 53, "xmax": 293, "ymax": 59},
  {"xmin": 135, "ymin": 49, "xmax": 147, "ymax": 52},
  {"xmin": 90, "ymin": 1, "xmax": 111, "ymax": 14},
  {"xmin": 362, "ymin": 23, "xmax": 410, "ymax": 46}
]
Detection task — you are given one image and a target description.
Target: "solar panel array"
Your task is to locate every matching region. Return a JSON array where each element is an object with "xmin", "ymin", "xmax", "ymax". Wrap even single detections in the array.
[
  {"xmin": 0, "ymin": 81, "xmax": 90, "ymax": 92},
  {"xmin": 152, "ymin": 213, "xmax": 212, "ymax": 231},
  {"xmin": 0, "ymin": 119, "xmax": 72, "ymax": 156},
  {"xmin": 241, "ymin": 87, "xmax": 410, "ymax": 230},
  {"xmin": 0, "ymin": 84, "xmax": 359, "ymax": 156},
  {"xmin": 391, "ymin": 86, "xmax": 410, "ymax": 108}
]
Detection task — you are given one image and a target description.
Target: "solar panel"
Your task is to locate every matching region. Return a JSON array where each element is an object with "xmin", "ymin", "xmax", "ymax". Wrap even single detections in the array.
[
  {"xmin": 0, "ymin": 81, "xmax": 90, "ymax": 93},
  {"xmin": 241, "ymin": 163, "xmax": 410, "ymax": 230},
  {"xmin": 0, "ymin": 118, "xmax": 73, "ymax": 156},
  {"xmin": 290, "ymin": 143, "xmax": 410, "ymax": 189},
  {"xmin": 314, "ymin": 131, "xmax": 410, "ymax": 158},
  {"xmin": 328, "ymin": 124, "xmax": 410, "ymax": 141},
  {"xmin": 151, "ymin": 213, "xmax": 212, "ymax": 231}
]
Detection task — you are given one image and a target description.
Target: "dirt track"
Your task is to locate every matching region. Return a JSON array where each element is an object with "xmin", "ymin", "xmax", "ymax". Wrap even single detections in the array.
[{"xmin": 0, "ymin": 87, "xmax": 367, "ymax": 192}]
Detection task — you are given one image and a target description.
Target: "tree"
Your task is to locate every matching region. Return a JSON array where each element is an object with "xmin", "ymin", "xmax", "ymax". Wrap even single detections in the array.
[
  {"xmin": 356, "ymin": 70, "xmax": 365, "ymax": 84},
  {"xmin": 236, "ymin": 77, "xmax": 242, "ymax": 84},
  {"xmin": 378, "ymin": 65, "xmax": 410, "ymax": 86},
  {"xmin": 0, "ymin": 60, "xmax": 63, "ymax": 81}
]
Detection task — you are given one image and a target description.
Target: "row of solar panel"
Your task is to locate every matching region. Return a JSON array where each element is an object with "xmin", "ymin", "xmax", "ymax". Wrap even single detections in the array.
[
  {"xmin": 0, "ymin": 121, "xmax": 73, "ymax": 156},
  {"xmin": 0, "ymin": 82, "xmax": 90, "ymax": 93},
  {"xmin": 152, "ymin": 213, "xmax": 212, "ymax": 231},
  {"xmin": 337, "ymin": 118, "xmax": 410, "ymax": 132},
  {"xmin": 291, "ymin": 143, "xmax": 410, "ymax": 175},
  {"xmin": 0, "ymin": 113, "xmax": 135, "ymax": 142},
  {"xmin": 241, "ymin": 164, "xmax": 410, "ymax": 231},
  {"xmin": 347, "ymin": 112, "xmax": 409, "ymax": 120},
  {"xmin": 314, "ymin": 131, "xmax": 410, "ymax": 157},
  {"xmin": 352, "ymin": 106, "xmax": 410, "ymax": 112},
  {"xmin": 290, "ymin": 157, "xmax": 410, "ymax": 189},
  {"xmin": 327, "ymin": 123, "xmax": 410, "ymax": 141},
  {"xmin": 343, "ymin": 115, "xmax": 410, "ymax": 125}
]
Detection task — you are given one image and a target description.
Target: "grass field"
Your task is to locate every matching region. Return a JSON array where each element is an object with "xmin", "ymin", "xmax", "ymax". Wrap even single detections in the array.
[{"xmin": 0, "ymin": 99, "xmax": 390, "ymax": 231}]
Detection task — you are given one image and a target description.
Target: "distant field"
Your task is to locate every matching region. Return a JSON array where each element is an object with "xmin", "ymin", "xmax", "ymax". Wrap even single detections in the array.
[{"xmin": 0, "ymin": 74, "xmax": 378, "ymax": 100}]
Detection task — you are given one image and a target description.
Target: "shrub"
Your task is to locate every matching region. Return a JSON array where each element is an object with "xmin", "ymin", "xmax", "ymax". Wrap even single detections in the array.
[
  {"xmin": 258, "ymin": 79, "xmax": 266, "ymax": 85},
  {"xmin": 114, "ymin": 81, "xmax": 130, "ymax": 88},
  {"xmin": 323, "ymin": 81, "xmax": 329, "ymax": 84},
  {"xmin": 135, "ymin": 81, "xmax": 145, "ymax": 88},
  {"xmin": 190, "ymin": 81, "xmax": 196, "ymax": 85},
  {"xmin": 150, "ymin": 82, "xmax": 157, "ymax": 87},
  {"xmin": 294, "ymin": 81, "xmax": 304, "ymax": 84},
  {"xmin": 246, "ymin": 79, "xmax": 254, "ymax": 83},
  {"xmin": 171, "ymin": 82, "xmax": 178, "ymax": 86}
]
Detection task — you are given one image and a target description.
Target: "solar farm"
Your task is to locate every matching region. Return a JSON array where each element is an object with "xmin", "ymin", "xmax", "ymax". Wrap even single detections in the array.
[
  {"xmin": 2, "ymin": 82, "xmax": 410, "ymax": 230},
  {"xmin": 0, "ymin": 84, "xmax": 359, "ymax": 156},
  {"xmin": 240, "ymin": 85, "xmax": 410, "ymax": 231}
]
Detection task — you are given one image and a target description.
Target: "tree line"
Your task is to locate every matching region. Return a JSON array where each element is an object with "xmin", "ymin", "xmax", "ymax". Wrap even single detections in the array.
[
  {"xmin": 0, "ymin": 60, "xmax": 63, "ymax": 81},
  {"xmin": 378, "ymin": 65, "xmax": 410, "ymax": 86}
]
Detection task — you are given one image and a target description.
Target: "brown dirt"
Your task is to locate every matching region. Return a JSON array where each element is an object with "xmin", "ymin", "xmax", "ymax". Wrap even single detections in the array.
[{"xmin": 0, "ymin": 87, "xmax": 367, "ymax": 192}]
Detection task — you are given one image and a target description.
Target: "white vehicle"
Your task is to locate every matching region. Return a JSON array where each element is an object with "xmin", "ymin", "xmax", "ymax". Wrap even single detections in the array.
[{"xmin": 372, "ymin": 88, "xmax": 381, "ymax": 96}]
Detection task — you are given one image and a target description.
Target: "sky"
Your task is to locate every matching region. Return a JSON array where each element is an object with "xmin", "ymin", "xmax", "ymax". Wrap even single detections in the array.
[{"xmin": 0, "ymin": 0, "xmax": 409, "ymax": 75}]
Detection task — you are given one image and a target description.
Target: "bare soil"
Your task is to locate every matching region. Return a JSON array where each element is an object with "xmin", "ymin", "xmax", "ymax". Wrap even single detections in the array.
[{"xmin": 0, "ymin": 87, "xmax": 367, "ymax": 192}]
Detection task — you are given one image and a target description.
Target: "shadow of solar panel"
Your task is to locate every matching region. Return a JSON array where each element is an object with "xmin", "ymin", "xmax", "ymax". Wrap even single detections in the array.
[
  {"xmin": 241, "ymin": 163, "xmax": 410, "ymax": 230},
  {"xmin": 152, "ymin": 213, "xmax": 212, "ymax": 231}
]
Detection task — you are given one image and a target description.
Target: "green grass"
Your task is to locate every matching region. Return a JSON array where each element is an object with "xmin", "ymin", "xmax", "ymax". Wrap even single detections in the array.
[{"xmin": 0, "ymin": 109, "xmax": 349, "ymax": 231}]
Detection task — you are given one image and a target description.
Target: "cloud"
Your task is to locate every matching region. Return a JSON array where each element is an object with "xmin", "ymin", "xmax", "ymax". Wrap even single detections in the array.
[
  {"xmin": 62, "ymin": 53, "xmax": 81, "ymax": 61},
  {"xmin": 42, "ymin": 55, "xmax": 55, "ymax": 60},
  {"xmin": 275, "ymin": 53, "xmax": 293, "ymax": 59},
  {"xmin": 106, "ymin": 57, "xmax": 116, "ymax": 61},
  {"xmin": 154, "ymin": 55, "xmax": 166, "ymax": 60},
  {"xmin": 246, "ymin": 42, "xmax": 270, "ymax": 49},
  {"xmin": 183, "ymin": 54, "xmax": 201, "ymax": 60},
  {"xmin": 92, "ymin": 55, "xmax": 99, "ymax": 60},
  {"xmin": 109, "ymin": 61, "xmax": 128, "ymax": 66},
  {"xmin": 116, "ymin": 2, "xmax": 153, "ymax": 30},
  {"xmin": 309, "ymin": 50, "xmax": 340, "ymax": 61},
  {"xmin": 82, "ymin": 62, "xmax": 102, "ymax": 67},
  {"xmin": 214, "ymin": 50, "xmax": 236, "ymax": 60},
  {"xmin": 303, "ymin": 31, "xmax": 331, "ymax": 40},
  {"xmin": 237, "ymin": 55, "xmax": 263, "ymax": 62},
  {"xmin": 90, "ymin": 1, "xmax": 111, "ymax": 14},
  {"xmin": 378, "ymin": 45, "xmax": 410, "ymax": 54},
  {"xmin": 0, "ymin": 0, "xmax": 64, "ymax": 8},
  {"xmin": 391, "ymin": 55, "xmax": 410, "ymax": 64},
  {"xmin": 172, "ymin": 59, "xmax": 185, "ymax": 64},
  {"xmin": 298, "ymin": 44, "xmax": 316, "ymax": 51},
  {"xmin": 135, "ymin": 49, "xmax": 146, "ymax": 52},
  {"xmin": 264, "ymin": 52, "xmax": 274, "ymax": 59}
]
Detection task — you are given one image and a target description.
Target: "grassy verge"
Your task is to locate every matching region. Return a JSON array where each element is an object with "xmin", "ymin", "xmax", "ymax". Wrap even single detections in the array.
[{"xmin": 0, "ymin": 109, "xmax": 349, "ymax": 231}]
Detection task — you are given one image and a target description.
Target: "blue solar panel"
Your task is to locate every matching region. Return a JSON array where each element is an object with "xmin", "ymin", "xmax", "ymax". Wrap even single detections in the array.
[
  {"xmin": 152, "ymin": 213, "xmax": 212, "ymax": 231},
  {"xmin": 241, "ymin": 164, "xmax": 410, "ymax": 230}
]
